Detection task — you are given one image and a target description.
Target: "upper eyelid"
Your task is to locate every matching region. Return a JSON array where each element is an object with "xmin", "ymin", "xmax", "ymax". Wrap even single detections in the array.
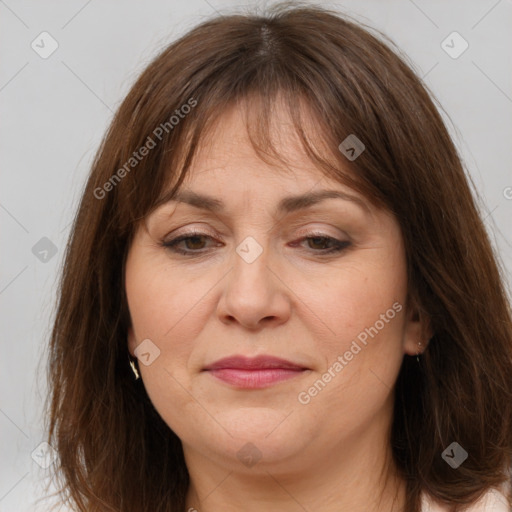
[
  {"xmin": 165, "ymin": 227, "xmax": 346, "ymax": 240},
  {"xmin": 163, "ymin": 231, "xmax": 348, "ymax": 248},
  {"xmin": 163, "ymin": 217, "xmax": 350, "ymax": 235},
  {"xmin": 162, "ymin": 233, "xmax": 349, "ymax": 254}
]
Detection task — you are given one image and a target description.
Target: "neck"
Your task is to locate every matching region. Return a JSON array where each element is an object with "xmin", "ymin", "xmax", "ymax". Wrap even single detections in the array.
[{"xmin": 183, "ymin": 402, "xmax": 407, "ymax": 511}]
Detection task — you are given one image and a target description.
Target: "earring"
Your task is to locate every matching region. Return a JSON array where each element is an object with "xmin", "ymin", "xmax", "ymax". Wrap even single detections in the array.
[
  {"xmin": 129, "ymin": 356, "xmax": 140, "ymax": 380},
  {"xmin": 416, "ymin": 341, "xmax": 422, "ymax": 363}
]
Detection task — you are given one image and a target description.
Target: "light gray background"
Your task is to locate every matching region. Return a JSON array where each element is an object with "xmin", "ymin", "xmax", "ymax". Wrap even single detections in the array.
[{"xmin": 1, "ymin": 1, "xmax": 511, "ymax": 510}]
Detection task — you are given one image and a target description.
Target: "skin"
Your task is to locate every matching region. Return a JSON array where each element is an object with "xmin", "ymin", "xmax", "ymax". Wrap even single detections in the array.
[{"xmin": 125, "ymin": 100, "xmax": 430, "ymax": 512}]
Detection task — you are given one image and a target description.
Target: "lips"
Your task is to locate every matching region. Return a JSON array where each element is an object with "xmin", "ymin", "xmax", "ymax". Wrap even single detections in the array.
[
  {"xmin": 203, "ymin": 355, "xmax": 307, "ymax": 371},
  {"xmin": 203, "ymin": 355, "xmax": 309, "ymax": 389}
]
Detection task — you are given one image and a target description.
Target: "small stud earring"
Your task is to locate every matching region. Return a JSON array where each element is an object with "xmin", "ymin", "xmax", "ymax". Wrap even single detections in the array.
[{"xmin": 129, "ymin": 357, "xmax": 140, "ymax": 380}]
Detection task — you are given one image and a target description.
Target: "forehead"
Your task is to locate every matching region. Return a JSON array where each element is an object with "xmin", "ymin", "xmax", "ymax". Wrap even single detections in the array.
[{"xmin": 178, "ymin": 97, "xmax": 338, "ymax": 192}]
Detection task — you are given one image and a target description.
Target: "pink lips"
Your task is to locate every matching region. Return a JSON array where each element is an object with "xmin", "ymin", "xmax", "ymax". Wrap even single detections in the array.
[{"xmin": 203, "ymin": 355, "xmax": 308, "ymax": 389}]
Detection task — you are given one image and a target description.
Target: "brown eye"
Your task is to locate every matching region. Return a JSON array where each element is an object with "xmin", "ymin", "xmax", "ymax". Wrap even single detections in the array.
[
  {"xmin": 162, "ymin": 232, "xmax": 220, "ymax": 255},
  {"xmin": 294, "ymin": 235, "xmax": 351, "ymax": 254},
  {"xmin": 181, "ymin": 235, "xmax": 208, "ymax": 250}
]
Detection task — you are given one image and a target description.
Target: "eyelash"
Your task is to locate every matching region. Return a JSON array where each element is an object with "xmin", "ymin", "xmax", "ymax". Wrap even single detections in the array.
[{"xmin": 161, "ymin": 230, "xmax": 351, "ymax": 256}]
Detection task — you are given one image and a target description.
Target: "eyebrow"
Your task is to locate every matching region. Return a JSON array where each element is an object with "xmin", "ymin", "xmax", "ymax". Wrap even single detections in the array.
[{"xmin": 155, "ymin": 189, "xmax": 369, "ymax": 215}]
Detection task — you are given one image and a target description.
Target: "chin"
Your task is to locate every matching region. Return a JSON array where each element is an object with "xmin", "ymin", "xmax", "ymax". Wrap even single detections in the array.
[
  {"xmin": 175, "ymin": 407, "xmax": 310, "ymax": 464},
  {"xmin": 214, "ymin": 410, "xmax": 310, "ymax": 464}
]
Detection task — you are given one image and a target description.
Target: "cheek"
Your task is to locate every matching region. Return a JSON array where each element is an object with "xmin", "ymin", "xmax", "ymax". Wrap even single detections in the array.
[
  {"xmin": 125, "ymin": 259, "xmax": 208, "ymax": 432},
  {"xmin": 296, "ymin": 246, "xmax": 408, "ymax": 415},
  {"xmin": 306, "ymin": 249, "xmax": 408, "ymax": 354},
  {"xmin": 295, "ymin": 302, "xmax": 406, "ymax": 442},
  {"xmin": 126, "ymin": 252, "xmax": 214, "ymax": 344},
  {"xmin": 125, "ymin": 252, "xmax": 228, "ymax": 418}
]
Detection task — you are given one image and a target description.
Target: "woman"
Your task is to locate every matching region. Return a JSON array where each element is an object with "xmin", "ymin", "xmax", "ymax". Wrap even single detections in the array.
[{"xmin": 45, "ymin": 3, "xmax": 512, "ymax": 511}]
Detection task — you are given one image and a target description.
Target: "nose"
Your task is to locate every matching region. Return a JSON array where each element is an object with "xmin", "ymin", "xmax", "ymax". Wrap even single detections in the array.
[{"xmin": 216, "ymin": 243, "xmax": 292, "ymax": 330}]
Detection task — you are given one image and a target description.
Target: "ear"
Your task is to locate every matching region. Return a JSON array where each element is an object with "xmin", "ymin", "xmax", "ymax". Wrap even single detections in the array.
[
  {"xmin": 127, "ymin": 326, "xmax": 137, "ymax": 357},
  {"xmin": 402, "ymin": 297, "xmax": 433, "ymax": 356}
]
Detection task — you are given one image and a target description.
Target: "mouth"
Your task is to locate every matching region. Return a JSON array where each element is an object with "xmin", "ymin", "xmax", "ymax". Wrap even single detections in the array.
[{"xmin": 202, "ymin": 355, "xmax": 309, "ymax": 389}]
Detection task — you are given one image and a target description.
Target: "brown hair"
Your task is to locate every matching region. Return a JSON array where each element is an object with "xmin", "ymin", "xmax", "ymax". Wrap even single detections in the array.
[{"xmin": 45, "ymin": 3, "xmax": 512, "ymax": 511}]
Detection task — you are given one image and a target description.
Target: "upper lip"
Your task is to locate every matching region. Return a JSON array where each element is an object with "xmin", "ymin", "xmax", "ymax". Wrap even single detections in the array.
[{"xmin": 203, "ymin": 355, "xmax": 307, "ymax": 371}]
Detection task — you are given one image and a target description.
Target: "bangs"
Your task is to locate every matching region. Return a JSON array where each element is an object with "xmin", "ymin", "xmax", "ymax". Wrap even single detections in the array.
[{"xmin": 144, "ymin": 86, "xmax": 383, "ymax": 227}]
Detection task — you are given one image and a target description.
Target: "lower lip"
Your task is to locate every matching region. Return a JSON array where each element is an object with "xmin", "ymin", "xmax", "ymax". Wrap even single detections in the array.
[{"xmin": 206, "ymin": 368, "xmax": 306, "ymax": 388}]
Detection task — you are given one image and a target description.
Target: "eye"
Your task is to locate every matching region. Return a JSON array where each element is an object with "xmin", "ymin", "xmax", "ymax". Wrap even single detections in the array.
[
  {"xmin": 161, "ymin": 231, "xmax": 351, "ymax": 256},
  {"xmin": 292, "ymin": 234, "xmax": 351, "ymax": 254},
  {"xmin": 161, "ymin": 231, "xmax": 220, "ymax": 255}
]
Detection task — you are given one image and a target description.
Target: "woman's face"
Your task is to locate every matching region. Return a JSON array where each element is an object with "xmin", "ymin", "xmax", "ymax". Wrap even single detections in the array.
[{"xmin": 125, "ymin": 102, "xmax": 425, "ymax": 475}]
